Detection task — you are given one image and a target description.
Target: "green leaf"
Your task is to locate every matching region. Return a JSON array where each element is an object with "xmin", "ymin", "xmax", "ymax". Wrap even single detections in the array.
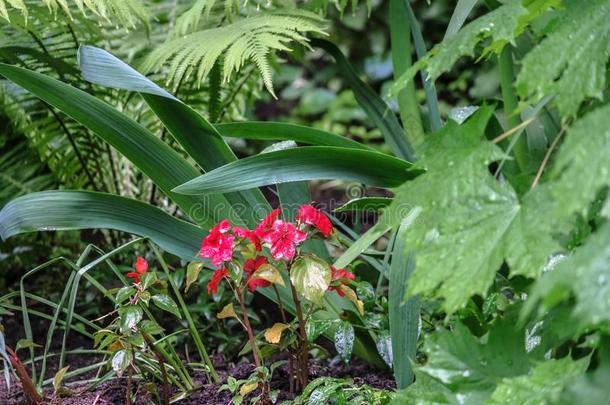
[
  {"xmin": 140, "ymin": 272, "xmax": 157, "ymax": 290},
  {"xmin": 0, "ymin": 63, "xmax": 237, "ymax": 227},
  {"xmin": 111, "ymin": 349, "xmax": 132, "ymax": 376},
  {"xmin": 151, "ymin": 294, "xmax": 182, "ymax": 319},
  {"xmin": 390, "ymin": 0, "xmax": 559, "ymax": 97},
  {"xmin": 119, "ymin": 305, "xmax": 143, "ymax": 333},
  {"xmin": 115, "ymin": 286, "xmax": 135, "ymax": 305},
  {"xmin": 306, "ymin": 319, "xmax": 337, "ymax": 343},
  {"xmin": 173, "ymin": 146, "xmax": 419, "ymax": 195},
  {"xmin": 185, "ymin": 262, "xmax": 204, "ymax": 293},
  {"xmin": 526, "ymin": 221, "xmax": 610, "ymax": 331},
  {"xmin": 334, "ymin": 321, "xmax": 355, "ymax": 363},
  {"xmin": 312, "ymin": 39, "xmax": 416, "ymax": 162},
  {"xmin": 78, "ymin": 45, "xmax": 267, "ymax": 226},
  {"xmin": 389, "ymin": 224, "xmax": 419, "ymax": 388},
  {"xmin": 380, "ymin": 106, "xmax": 520, "ymax": 312},
  {"xmin": 0, "ymin": 191, "xmax": 204, "ymax": 260},
  {"xmin": 53, "ymin": 366, "xmax": 70, "ymax": 393},
  {"xmin": 334, "ymin": 197, "xmax": 393, "ymax": 214},
  {"xmin": 516, "ymin": 0, "xmax": 610, "ymax": 118},
  {"xmin": 15, "ymin": 338, "xmax": 41, "ymax": 352},
  {"xmin": 488, "ymin": 357, "xmax": 589, "ymax": 405},
  {"xmin": 216, "ymin": 122, "xmax": 372, "ymax": 150},
  {"xmin": 290, "ymin": 255, "xmax": 332, "ymax": 305}
]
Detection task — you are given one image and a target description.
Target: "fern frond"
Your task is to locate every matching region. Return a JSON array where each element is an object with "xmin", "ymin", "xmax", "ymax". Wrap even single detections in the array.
[
  {"xmin": 144, "ymin": 11, "xmax": 327, "ymax": 97},
  {"xmin": 0, "ymin": 0, "xmax": 148, "ymax": 29}
]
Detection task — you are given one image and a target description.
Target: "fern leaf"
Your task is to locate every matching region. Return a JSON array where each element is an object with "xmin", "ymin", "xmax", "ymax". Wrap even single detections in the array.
[
  {"xmin": 144, "ymin": 11, "xmax": 327, "ymax": 97},
  {"xmin": 516, "ymin": 0, "xmax": 610, "ymax": 118},
  {"xmin": 0, "ymin": 0, "xmax": 27, "ymax": 22}
]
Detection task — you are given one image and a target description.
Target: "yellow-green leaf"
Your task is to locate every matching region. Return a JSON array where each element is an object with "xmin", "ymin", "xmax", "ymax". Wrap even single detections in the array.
[
  {"xmin": 252, "ymin": 264, "xmax": 285, "ymax": 287},
  {"xmin": 290, "ymin": 255, "xmax": 332, "ymax": 305},
  {"xmin": 217, "ymin": 303, "xmax": 237, "ymax": 320},
  {"xmin": 185, "ymin": 261, "xmax": 204, "ymax": 293},
  {"xmin": 264, "ymin": 323, "xmax": 290, "ymax": 344},
  {"xmin": 239, "ymin": 382, "xmax": 259, "ymax": 396},
  {"xmin": 339, "ymin": 285, "xmax": 364, "ymax": 316}
]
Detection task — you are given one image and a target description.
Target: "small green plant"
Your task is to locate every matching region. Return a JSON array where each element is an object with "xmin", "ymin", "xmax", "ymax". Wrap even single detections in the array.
[
  {"xmin": 94, "ymin": 256, "xmax": 181, "ymax": 405},
  {"xmin": 195, "ymin": 204, "xmax": 363, "ymax": 399}
]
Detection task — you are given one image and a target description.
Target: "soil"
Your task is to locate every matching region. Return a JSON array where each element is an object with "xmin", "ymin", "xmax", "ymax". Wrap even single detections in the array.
[
  {"xmin": 0, "ymin": 316, "xmax": 395, "ymax": 404},
  {"xmin": 0, "ymin": 355, "xmax": 394, "ymax": 404}
]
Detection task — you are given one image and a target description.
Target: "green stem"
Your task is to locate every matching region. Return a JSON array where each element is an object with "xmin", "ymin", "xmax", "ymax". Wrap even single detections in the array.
[
  {"xmin": 499, "ymin": 46, "xmax": 528, "ymax": 172},
  {"xmin": 390, "ymin": 0, "xmax": 425, "ymax": 147},
  {"xmin": 151, "ymin": 245, "xmax": 220, "ymax": 383}
]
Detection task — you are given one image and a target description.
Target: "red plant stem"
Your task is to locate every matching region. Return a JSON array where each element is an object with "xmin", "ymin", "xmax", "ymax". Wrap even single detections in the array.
[
  {"xmin": 288, "ymin": 279, "xmax": 309, "ymax": 390},
  {"xmin": 237, "ymin": 287, "xmax": 261, "ymax": 368},
  {"xmin": 6, "ymin": 346, "xmax": 43, "ymax": 405}
]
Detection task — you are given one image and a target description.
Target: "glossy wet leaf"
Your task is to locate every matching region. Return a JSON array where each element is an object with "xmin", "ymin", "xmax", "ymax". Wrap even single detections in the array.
[
  {"xmin": 526, "ymin": 221, "xmax": 610, "ymax": 331},
  {"xmin": 115, "ymin": 286, "xmax": 135, "ymax": 305},
  {"xmin": 119, "ymin": 305, "xmax": 143, "ymax": 333},
  {"xmin": 151, "ymin": 294, "xmax": 181, "ymax": 319},
  {"xmin": 111, "ymin": 349, "xmax": 132, "ymax": 376},
  {"xmin": 264, "ymin": 323, "xmax": 290, "ymax": 344},
  {"xmin": 488, "ymin": 357, "xmax": 589, "ymax": 404},
  {"xmin": 376, "ymin": 331, "xmax": 393, "ymax": 368},
  {"xmin": 516, "ymin": 0, "xmax": 610, "ymax": 117},
  {"xmin": 290, "ymin": 255, "xmax": 332, "ymax": 305},
  {"xmin": 334, "ymin": 321, "xmax": 355, "ymax": 363}
]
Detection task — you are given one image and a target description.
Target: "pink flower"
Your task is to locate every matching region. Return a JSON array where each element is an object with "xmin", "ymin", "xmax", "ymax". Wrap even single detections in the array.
[
  {"xmin": 296, "ymin": 204, "xmax": 333, "ymax": 237},
  {"xmin": 328, "ymin": 266, "xmax": 355, "ymax": 297},
  {"xmin": 127, "ymin": 256, "xmax": 148, "ymax": 284},
  {"xmin": 261, "ymin": 220, "xmax": 306, "ymax": 261},
  {"xmin": 207, "ymin": 267, "xmax": 228, "ymax": 295},
  {"xmin": 232, "ymin": 226, "xmax": 262, "ymax": 251},
  {"xmin": 200, "ymin": 219, "xmax": 235, "ymax": 267},
  {"xmin": 244, "ymin": 256, "xmax": 270, "ymax": 292},
  {"xmin": 254, "ymin": 208, "xmax": 281, "ymax": 238}
]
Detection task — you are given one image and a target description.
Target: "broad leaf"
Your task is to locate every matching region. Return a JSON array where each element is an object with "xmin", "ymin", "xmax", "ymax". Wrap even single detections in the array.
[
  {"xmin": 151, "ymin": 294, "xmax": 182, "ymax": 319},
  {"xmin": 516, "ymin": 0, "xmax": 610, "ymax": 117},
  {"xmin": 173, "ymin": 146, "xmax": 419, "ymax": 195},
  {"xmin": 264, "ymin": 323, "xmax": 290, "ymax": 344},
  {"xmin": 216, "ymin": 303, "xmax": 237, "ymax": 320},
  {"xmin": 185, "ymin": 262, "xmax": 204, "ymax": 293},
  {"xmin": 119, "ymin": 305, "xmax": 143, "ymax": 333},
  {"xmin": 111, "ymin": 349, "xmax": 132, "ymax": 376},
  {"xmin": 526, "ymin": 221, "xmax": 610, "ymax": 331},
  {"xmin": 488, "ymin": 357, "xmax": 589, "ymax": 404},
  {"xmin": 0, "ymin": 191, "xmax": 204, "ymax": 260},
  {"xmin": 290, "ymin": 255, "xmax": 332, "ymax": 305}
]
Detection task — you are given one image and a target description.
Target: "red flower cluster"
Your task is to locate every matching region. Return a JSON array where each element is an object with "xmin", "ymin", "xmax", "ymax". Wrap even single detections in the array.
[
  {"xmin": 126, "ymin": 256, "xmax": 148, "ymax": 284},
  {"xmin": 328, "ymin": 266, "xmax": 355, "ymax": 296},
  {"xmin": 199, "ymin": 219, "xmax": 235, "ymax": 267},
  {"xmin": 296, "ymin": 204, "xmax": 333, "ymax": 237},
  {"xmin": 200, "ymin": 205, "xmax": 335, "ymax": 295}
]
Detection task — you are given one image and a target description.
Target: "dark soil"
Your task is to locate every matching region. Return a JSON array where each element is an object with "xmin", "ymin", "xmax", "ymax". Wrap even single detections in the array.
[{"xmin": 0, "ymin": 354, "xmax": 394, "ymax": 404}]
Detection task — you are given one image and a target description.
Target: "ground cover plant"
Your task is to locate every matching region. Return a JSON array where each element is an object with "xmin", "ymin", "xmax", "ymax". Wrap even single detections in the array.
[{"xmin": 1, "ymin": 0, "xmax": 610, "ymax": 403}]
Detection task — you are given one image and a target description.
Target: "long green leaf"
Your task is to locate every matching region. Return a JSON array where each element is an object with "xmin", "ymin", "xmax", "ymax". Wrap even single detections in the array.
[
  {"xmin": 405, "ymin": 1, "xmax": 442, "ymax": 132},
  {"xmin": 173, "ymin": 146, "xmax": 419, "ymax": 195},
  {"xmin": 0, "ymin": 63, "xmax": 237, "ymax": 227},
  {"xmin": 0, "ymin": 191, "xmax": 203, "ymax": 260},
  {"xmin": 390, "ymin": 0, "xmax": 425, "ymax": 147},
  {"xmin": 311, "ymin": 39, "xmax": 416, "ymax": 162},
  {"xmin": 389, "ymin": 224, "xmax": 420, "ymax": 388},
  {"xmin": 444, "ymin": 0, "xmax": 479, "ymax": 40},
  {"xmin": 78, "ymin": 45, "xmax": 267, "ymax": 225},
  {"xmin": 216, "ymin": 122, "xmax": 372, "ymax": 150}
]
